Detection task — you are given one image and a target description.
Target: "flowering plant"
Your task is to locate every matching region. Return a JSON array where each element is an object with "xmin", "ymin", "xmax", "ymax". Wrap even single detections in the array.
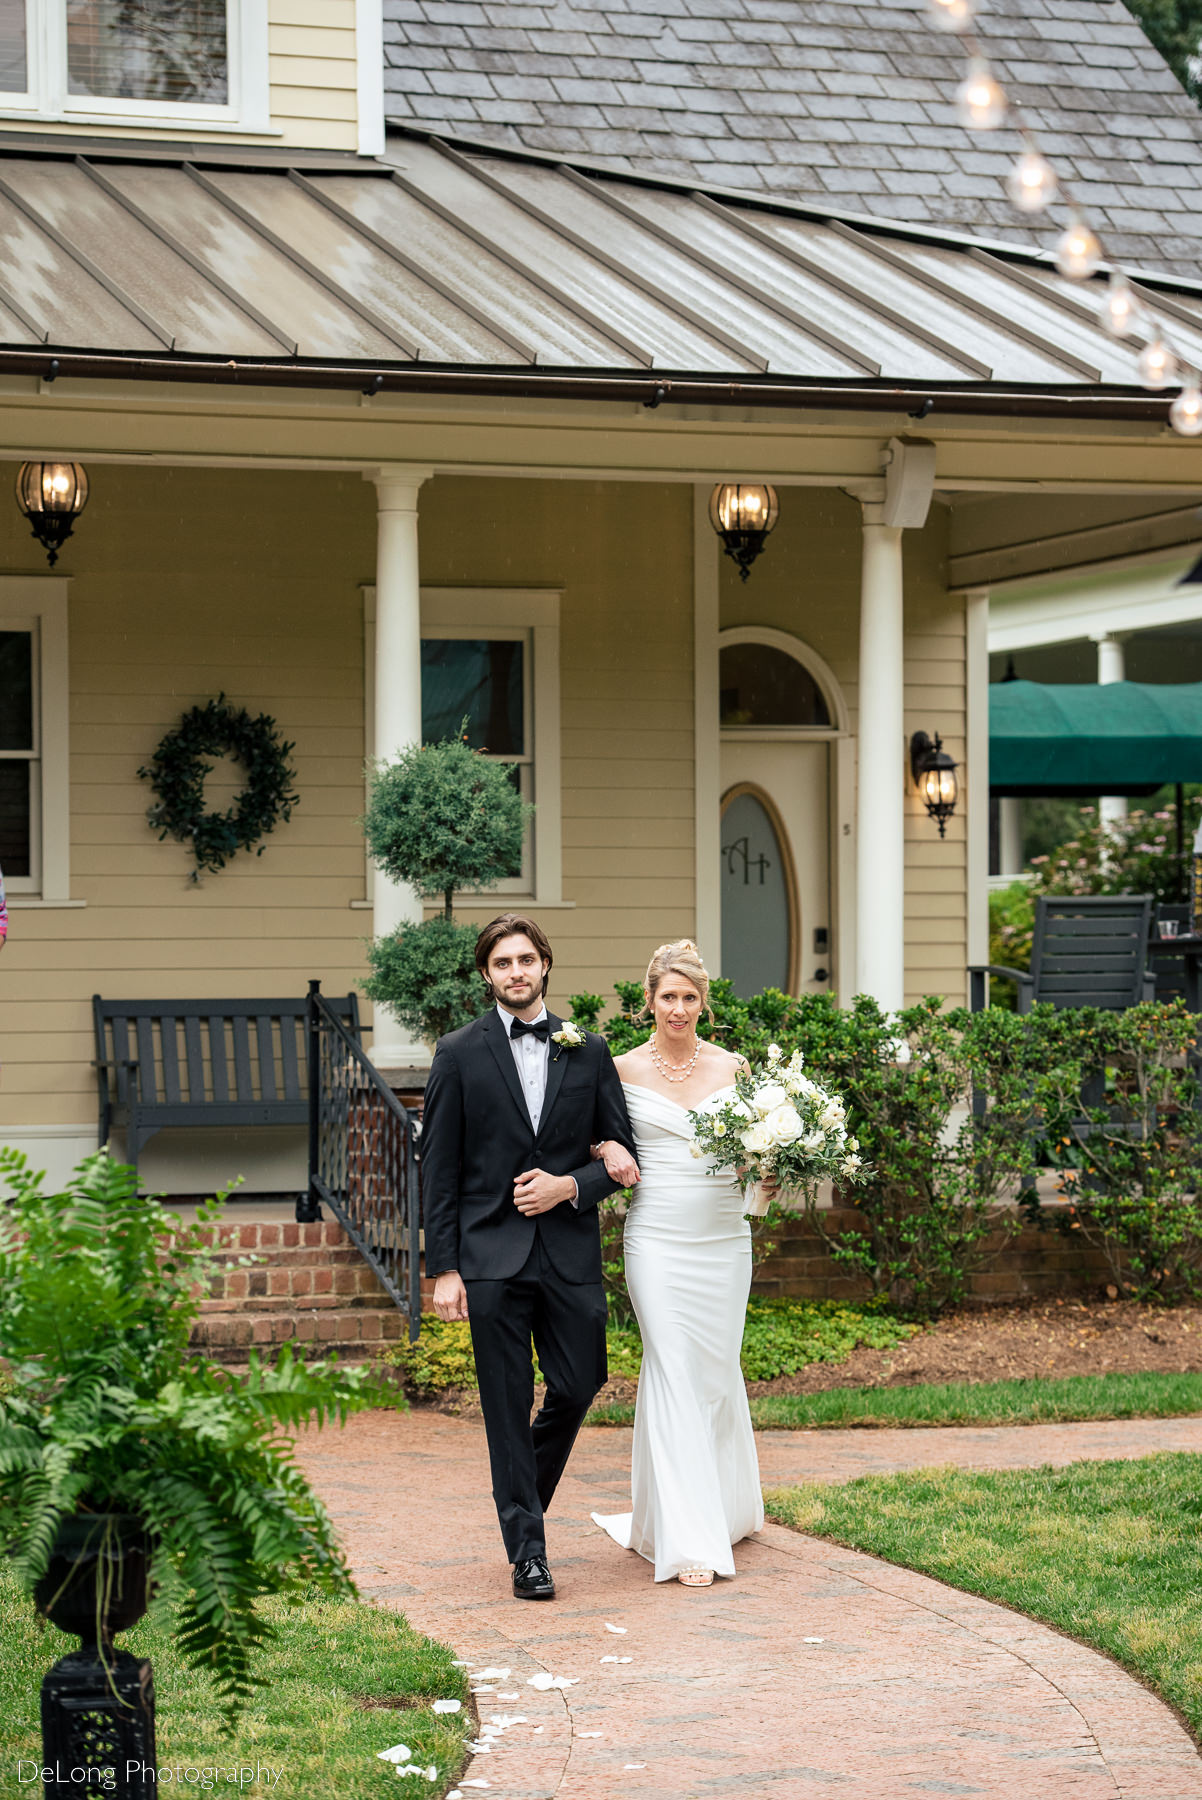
[
  {"xmin": 552, "ymin": 1021, "xmax": 585, "ymax": 1059},
  {"xmin": 688, "ymin": 1043, "xmax": 868, "ymax": 1209}
]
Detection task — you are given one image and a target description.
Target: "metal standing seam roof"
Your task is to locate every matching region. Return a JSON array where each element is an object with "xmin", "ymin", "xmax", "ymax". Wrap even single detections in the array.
[{"xmin": 1, "ymin": 132, "xmax": 1202, "ymax": 404}]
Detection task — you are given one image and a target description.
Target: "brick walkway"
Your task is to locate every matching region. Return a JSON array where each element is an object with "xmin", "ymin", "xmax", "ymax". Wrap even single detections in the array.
[{"xmin": 294, "ymin": 1412, "xmax": 1202, "ymax": 1800}]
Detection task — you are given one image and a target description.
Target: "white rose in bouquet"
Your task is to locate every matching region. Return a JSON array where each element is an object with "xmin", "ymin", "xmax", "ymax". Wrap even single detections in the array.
[
  {"xmin": 751, "ymin": 1082, "xmax": 788, "ymax": 1116},
  {"xmin": 764, "ymin": 1103, "xmax": 803, "ymax": 1147},
  {"xmin": 740, "ymin": 1120, "xmax": 774, "ymax": 1156}
]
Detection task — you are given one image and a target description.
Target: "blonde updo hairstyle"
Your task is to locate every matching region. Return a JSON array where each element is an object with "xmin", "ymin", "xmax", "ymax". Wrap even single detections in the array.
[{"xmin": 640, "ymin": 938, "xmax": 715, "ymax": 1025}]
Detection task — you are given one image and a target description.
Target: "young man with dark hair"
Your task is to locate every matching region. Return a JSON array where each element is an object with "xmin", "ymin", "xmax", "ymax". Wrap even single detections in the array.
[{"xmin": 419, "ymin": 913, "xmax": 638, "ymax": 1599}]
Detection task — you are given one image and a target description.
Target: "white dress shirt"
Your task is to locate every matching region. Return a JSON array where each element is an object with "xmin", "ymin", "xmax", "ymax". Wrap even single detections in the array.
[
  {"xmin": 497, "ymin": 1002, "xmax": 577, "ymax": 1203},
  {"xmin": 499, "ymin": 1001, "xmax": 551, "ymax": 1131}
]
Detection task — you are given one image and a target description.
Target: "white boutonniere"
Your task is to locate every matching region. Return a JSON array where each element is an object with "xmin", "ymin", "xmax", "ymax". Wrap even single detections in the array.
[{"xmin": 551, "ymin": 1022, "xmax": 586, "ymax": 1060}]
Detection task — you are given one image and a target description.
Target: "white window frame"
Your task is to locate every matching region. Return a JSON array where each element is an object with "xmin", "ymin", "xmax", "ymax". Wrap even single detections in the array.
[
  {"xmin": 362, "ymin": 586, "xmax": 564, "ymax": 908},
  {"xmin": 0, "ymin": 1, "xmax": 270, "ymax": 135},
  {"xmin": 0, "ymin": 579, "xmax": 70, "ymax": 903}
]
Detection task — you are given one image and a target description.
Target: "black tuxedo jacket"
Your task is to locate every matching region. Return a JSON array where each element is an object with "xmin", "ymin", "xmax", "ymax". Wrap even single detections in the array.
[{"xmin": 419, "ymin": 1008, "xmax": 636, "ymax": 1284}]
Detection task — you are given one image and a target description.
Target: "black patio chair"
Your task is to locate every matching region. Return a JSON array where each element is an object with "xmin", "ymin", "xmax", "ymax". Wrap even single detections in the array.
[{"xmin": 969, "ymin": 894, "xmax": 1155, "ymax": 1014}]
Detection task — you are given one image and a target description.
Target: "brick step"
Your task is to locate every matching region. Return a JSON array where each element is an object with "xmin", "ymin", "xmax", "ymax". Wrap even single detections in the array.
[
  {"xmin": 190, "ymin": 1304, "xmax": 406, "ymax": 1361},
  {"xmin": 202, "ymin": 1291, "xmax": 393, "ymax": 1315}
]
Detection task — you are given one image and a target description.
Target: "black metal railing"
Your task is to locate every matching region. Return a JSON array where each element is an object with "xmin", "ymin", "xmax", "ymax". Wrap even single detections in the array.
[{"xmin": 304, "ymin": 979, "xmax": 421, "ymax": 1342}]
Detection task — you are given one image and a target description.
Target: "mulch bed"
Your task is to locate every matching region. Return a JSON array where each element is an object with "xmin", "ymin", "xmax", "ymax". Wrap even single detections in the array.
[{"xmin": 415, "ymin": 1298, "xmax": 1202, "ymax": 1417}]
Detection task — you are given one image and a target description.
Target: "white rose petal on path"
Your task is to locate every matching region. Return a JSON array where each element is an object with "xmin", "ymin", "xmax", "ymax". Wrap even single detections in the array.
[
  {"xmin": 487, "ymin": 1715, "xmax": 527, "ymax": 1728},
  {"xmin": 803, "ymin": 1636, "xmax": 825, "ymax": 1644},
  {"xmin": 432, "ymin": 1699, "xmax": 462, "ymax": 1713},
  {"xmin": 576, "ymin": 1731, "xmax": 603, "ymax": 1738},
  {"xmin": 624, "ymin": 1765, "xmax": 647, "ymax": 1771},
  {"xmin": 377, "ymin": 1744, "xmax": 412, "ymax": 1763},
  {"xmin": 471, "ymin": 1667, "xmax": 510, "ymax": 1680},
  {"xmin": 532, "ymin": 1727, "xmax": 544, "ymax": 1734},
  {"xmin": 604, "ymin": 1623, "xmax": 627, "ymax": 1634},
  {"xmin": 527, "ymin": 1672, "xmax": 578, "ymax": 1690},
  {"xmin": 461, "ymin": 1784, "xmax": 492, "ymax": 1791},
  {"xmin": 495, "ymin": 1691, "xmax": 519, "ymax": 1699}
]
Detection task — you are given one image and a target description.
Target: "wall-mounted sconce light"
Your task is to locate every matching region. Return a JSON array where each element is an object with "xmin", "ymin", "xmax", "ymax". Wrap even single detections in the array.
[
  {"xmin": 910, "ymin": 730, "xmax": 959, "ymax": 837},
  {"xmin": 16, "ymin": 461, "xmax": 89, "ymax": 567},
  {"xmin": 709, "ymin": 483, "xmax": 778, "ymax": 581}
]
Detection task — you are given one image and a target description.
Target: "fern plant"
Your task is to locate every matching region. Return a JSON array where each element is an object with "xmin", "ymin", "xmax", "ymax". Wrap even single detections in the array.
[{"xmin": 0, "ymin": 1148, "xmax": 374, "ymax": 1722}]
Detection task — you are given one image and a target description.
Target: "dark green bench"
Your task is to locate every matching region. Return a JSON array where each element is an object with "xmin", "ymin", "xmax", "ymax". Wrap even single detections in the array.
[{"xmin": 93, "ymin": 994, "xmax": 361, "ymax": 1183}]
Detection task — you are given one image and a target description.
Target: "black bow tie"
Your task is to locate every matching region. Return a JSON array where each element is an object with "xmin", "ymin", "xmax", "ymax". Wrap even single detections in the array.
[{"xmin": 510, "ymin": 1017, "xmax": 549, "ymax": 1041}]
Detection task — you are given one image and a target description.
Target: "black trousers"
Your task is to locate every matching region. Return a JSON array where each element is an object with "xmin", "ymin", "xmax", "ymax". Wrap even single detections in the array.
[{"xmin": 465, "ymin": 1231, "xmax": 608, "ymax": 1564}]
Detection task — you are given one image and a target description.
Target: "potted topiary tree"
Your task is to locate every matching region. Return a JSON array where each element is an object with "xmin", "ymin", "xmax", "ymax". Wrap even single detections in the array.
[
  {"xmin": 361, "ymin": 726, "xmax": 532, "ymax": 1046},
  {"xmin": 0, "ymin": 1147, "xmax": 372, "ymax": 1741}
]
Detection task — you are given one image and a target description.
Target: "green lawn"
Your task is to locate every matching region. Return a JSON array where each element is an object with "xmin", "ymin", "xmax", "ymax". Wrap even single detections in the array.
[
  {"xmin": 0, "ymin": 1569, "xmax": 470, "ymax": 1800},
  {"xmin": 587, "ymin": 1369, "xmax": 1202, "ymax": 1428},
  {"xmin": 766, "ymin": 1452, "xmax": 1202, "ymax": 1742}
]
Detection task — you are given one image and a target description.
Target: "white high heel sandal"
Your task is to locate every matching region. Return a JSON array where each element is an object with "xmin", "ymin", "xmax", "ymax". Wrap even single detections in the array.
[{"xmin": 677, "ymin": 1566, "xmax": 714, "ymax": 1587}]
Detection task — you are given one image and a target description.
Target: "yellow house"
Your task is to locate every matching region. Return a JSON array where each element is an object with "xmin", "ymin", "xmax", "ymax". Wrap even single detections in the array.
[{"xmin": 0, "ymin": 2, "xmax": 1200, "ymax": 1195}]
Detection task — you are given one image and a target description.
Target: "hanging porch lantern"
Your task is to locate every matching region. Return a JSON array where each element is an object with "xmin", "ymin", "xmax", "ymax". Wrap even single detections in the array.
[
  {"xmin": 16, "ymin": 461, "xmax": 89, "ymax": 566},
  {"xmin": 910, "ymin": 730, "xmax": 959, "ymax": 837},
  {"xmin": 709, "ymin": 483, "xmax": 778, "ymax": 581}
]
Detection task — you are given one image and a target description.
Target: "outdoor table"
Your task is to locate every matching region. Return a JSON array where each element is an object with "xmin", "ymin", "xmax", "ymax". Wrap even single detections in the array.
[{"xmin": 1149, "ymin": 931, "xmax": 1202, "ymax": 1013}]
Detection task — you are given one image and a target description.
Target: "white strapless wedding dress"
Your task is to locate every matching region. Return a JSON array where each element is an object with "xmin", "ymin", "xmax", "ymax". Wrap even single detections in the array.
[{"xmin": 591, "ymin": 1082, "xmax": 763, "ymax": 1581}]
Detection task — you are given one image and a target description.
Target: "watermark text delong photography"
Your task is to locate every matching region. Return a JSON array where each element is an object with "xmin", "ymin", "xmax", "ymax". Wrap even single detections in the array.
[{"xmin": 17, "ymin": 1763, "xmax": 285, "ymax": 1791}]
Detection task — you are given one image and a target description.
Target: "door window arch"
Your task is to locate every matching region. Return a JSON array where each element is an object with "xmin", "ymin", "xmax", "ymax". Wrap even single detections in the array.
[{"xmin": 719, "ymin": 781, "xmax": 799, "ymax": 996}]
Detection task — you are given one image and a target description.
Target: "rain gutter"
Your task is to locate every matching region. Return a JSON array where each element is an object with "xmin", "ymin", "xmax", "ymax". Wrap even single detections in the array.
[{"xmin": 0, "ymin": 348, "xmax": 1188, "ymax": 426}]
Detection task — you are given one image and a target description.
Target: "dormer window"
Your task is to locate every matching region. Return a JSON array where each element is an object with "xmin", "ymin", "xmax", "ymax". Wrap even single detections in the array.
[{"xmin": 0, "ymin": 1, "xmax": 268, "ymax": 132}]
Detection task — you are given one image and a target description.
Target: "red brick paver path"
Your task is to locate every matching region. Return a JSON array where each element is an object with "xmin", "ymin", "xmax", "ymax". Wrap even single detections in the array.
[{"xmin": 295, "ymin": 1413, "xmax": 1202, "ymax": 1800}]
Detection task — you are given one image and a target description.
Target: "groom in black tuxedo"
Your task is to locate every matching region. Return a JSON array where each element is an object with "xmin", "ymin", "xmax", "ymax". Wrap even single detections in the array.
[{"xmin": 420, "ymin": 912, "xmax": 639, "ymax": 1599}]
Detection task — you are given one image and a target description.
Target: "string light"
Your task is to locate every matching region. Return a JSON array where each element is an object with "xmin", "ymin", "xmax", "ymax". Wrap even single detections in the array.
[
  {"xmin": 1006, "ymin": 150, "xmax": 1057, "ymax": 213},
  {"xmin": 1054, "ymin": 214, "xmax": 1102, "ymax": 281},
  {"xmin": 1138, "ymin": 336, "xmax": 1177, "ymax": 390},
  {"xmin": 1169, "ymin": 383, "xmax": 1202, "ymax": 436},
  {"xmin": 955, "ymin": 58, "xmax": 1006, "ymax": 130},
  {"xmin": 1101, "ymin": 271, "xmax": 1141, "ymax": 338},
  {"xmin": 926, "ymin": 0, "xmax": 974, "ymax": 30},
  {"xmin": 942, "ymin": 0, "xmax": 1197, "ymax": 436}
]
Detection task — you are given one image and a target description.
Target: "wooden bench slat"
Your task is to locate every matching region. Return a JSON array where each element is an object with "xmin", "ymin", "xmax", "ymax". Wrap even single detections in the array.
[
  {"xmin": 231, "ymin": 1016, "xmax": 254, "ymax": 1103},
  {"xmin": 255, "ymin": 1013, "xmax": 278, "ymax": 1103},
  {"xmin": 208, "ymin": 1016, "xmax": 231, "ymax": 1103},
  {"xmin": 159, "ymin": 1015, "xmax": 183, "ymax": 1106},
  {"xmin": 135, "ymin": 1016, "xmax": 158, "ymax": 1104},
  {"xmin": 279, "ymin": 1014, "xmax": 302, "ymax": 1102},
  {"xmin": 183, "ymin": 1014, "xmax": 206, "ymax": 1105}
]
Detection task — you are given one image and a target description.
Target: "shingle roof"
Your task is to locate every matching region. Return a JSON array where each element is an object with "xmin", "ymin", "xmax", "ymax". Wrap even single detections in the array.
[{"xmin": 382, "ymin": 0, "xmax": 1202, "ymax": 279}]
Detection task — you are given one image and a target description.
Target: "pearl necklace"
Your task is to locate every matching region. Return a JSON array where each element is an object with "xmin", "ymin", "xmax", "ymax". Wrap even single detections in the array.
[{"xmin": 650, "ymin": 1035, "xmax": 700, "ymax": 1083}]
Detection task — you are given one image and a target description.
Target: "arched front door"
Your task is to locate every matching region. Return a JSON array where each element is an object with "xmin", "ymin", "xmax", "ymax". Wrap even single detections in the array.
[{"xmin": 718, "ymin": 632, "xmax": 838, "ymax": 1000}]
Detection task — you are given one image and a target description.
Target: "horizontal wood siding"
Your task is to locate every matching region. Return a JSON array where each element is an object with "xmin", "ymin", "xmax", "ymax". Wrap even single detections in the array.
[{"xmin": 0, "ymin": 464, "xmax": 378, "ymax": 1139}]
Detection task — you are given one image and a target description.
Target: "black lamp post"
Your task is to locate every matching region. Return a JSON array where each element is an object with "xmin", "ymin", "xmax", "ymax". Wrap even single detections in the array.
[
  {"xmin": 910, "ymin": 730, "xmax": 959, "ymax": 837},
  {"xmin": 709, "ymin": 483, "xmax": 778, "ymax": 580},
  {"xmin": 16, "ymin": 461, "xmax": 90, "ymax": 566}
]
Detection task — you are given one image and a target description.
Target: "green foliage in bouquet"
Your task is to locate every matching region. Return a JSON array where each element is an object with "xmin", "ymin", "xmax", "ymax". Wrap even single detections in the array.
[
  {"xmin": 688, "ymin": 1043, "xmax": 867, "ymax": 1199},
  {"xmin": 0, "ymin": 1150, "xmax": 374, "ymax": 1721}
]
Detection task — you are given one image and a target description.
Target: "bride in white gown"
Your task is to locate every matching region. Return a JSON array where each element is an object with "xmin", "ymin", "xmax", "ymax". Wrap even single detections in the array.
[{"xmin": 591, "ymin": 940, "xmax": 766, "ymax": 1587}]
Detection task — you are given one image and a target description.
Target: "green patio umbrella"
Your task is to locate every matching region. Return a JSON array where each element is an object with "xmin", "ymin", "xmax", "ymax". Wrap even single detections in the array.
[{"xmin": 989, "ymin": 679, "xmax": 1202, "ymax": 797}]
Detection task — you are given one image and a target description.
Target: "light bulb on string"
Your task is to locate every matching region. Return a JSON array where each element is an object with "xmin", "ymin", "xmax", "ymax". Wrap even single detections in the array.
[
  {"xmin": 1006, "ymin": 150, "xmax": 1057, "ymax": 213},
  {"xmin": 1170, "ymin": 383, "xmax": 1202, "ymax": 437},
  {"xmin": 1054, "ymin": 214, "xmax": 1102, "ymax": 281},
  {"xmin": 1137, "ymin": 336, "xmax": 1177, "ymax": 390},
  {"xmin": 1102, "ymin": 271, "xmax": 1140, "ymax": 338},
  {"xmin": 926, "ymin": 0, "xmax": 973, "ymax": 29},
  {"xmin": 955, "ymin": 58, "xmax": 1006, "ymax": 130}
]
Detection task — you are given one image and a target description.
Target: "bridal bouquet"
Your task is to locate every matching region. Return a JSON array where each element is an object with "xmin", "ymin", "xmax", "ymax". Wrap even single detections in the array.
[{"xmin": 689, "ymin": 1044, "xmax": 868, "ymax": 1213}]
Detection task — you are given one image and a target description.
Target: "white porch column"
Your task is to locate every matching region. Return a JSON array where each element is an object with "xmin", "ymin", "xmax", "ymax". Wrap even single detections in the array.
[
  {"xmin": 856, "ymin": 501, "xmax": 906, "ymax": 1010},
  {"xmin": 366, "ymin": 465, "xmax": 432, "ymax": 1068},
  {"xmin": 998, "ymin": 799, "xmax": 1024, "ymax": 876},
  {"xmin": 1094, "ymin": 630, "xmax": 1128, "ymax": 831}
]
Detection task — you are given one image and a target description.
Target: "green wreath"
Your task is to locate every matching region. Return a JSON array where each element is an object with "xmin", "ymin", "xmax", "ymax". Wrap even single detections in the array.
[{"xmin": 139, "ymin": 695, "xmax": 299, "ymax": 875}]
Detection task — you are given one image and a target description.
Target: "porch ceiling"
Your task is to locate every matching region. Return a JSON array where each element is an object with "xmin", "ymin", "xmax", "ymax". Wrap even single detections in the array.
[{"xmin": 1, "ymin": 133, "xmax": 1201, "ymax": 415}]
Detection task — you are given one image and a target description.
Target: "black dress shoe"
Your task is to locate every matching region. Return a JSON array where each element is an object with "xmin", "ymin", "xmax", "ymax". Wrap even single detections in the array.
[{"xmin": 512, "ymin": 1555, "xmax": 556, "ymax": 1600}]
